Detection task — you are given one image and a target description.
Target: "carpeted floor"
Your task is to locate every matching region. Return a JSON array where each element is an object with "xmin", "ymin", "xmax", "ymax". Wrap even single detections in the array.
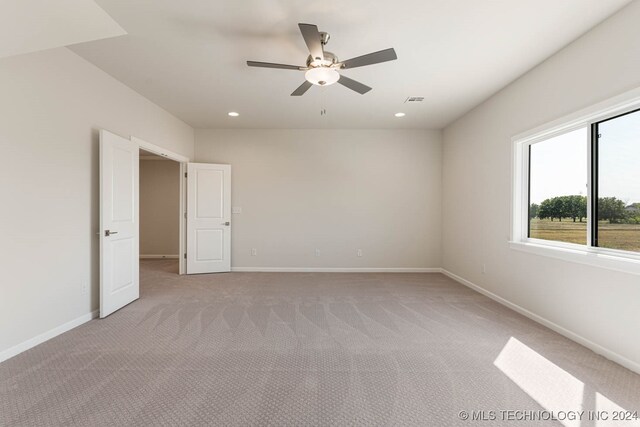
[{"xmin": 1, "ymin": 260, "xmax": 639, "ymax": 426}]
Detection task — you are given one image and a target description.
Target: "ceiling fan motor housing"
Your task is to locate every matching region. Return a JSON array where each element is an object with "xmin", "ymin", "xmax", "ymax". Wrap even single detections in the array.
[{"xmin": 307, "ymin": 51, "xmax": 339, "ymax": 68}]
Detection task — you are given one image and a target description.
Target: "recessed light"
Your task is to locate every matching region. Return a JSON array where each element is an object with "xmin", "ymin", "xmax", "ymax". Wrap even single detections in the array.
[
  {"xmin": 228, "ymin": 112, "xmax": 239, "ymax": 117},
  {"xmin": 395, "ymin": 112, "xmax": 406, "ymax": 117}
]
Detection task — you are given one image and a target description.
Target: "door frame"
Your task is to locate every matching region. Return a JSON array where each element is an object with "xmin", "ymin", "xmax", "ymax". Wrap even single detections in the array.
[{"xmin": 132, "ymin": 136, "xmax": 189, "ymax": 275}]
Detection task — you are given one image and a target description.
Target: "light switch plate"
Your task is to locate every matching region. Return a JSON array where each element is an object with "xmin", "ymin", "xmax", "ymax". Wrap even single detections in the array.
[{"xmin": 232, "ymin": 207, "xmax": 242, "ymax": 214}]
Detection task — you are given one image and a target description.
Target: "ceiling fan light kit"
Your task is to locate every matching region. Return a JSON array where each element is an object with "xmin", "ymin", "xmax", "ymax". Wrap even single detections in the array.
[
  {"xmin": 247, "ymin": 23, "xmax": 397, "ymax": 96},
  {"xmin": 305, "ymin": 67, "xmax": 339, "ymax": 86}
]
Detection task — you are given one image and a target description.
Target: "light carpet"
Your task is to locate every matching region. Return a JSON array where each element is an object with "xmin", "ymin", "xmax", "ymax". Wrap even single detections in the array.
[{"xmin": 1, "ymin": 260, "xmax": 639, "ymax": 426}]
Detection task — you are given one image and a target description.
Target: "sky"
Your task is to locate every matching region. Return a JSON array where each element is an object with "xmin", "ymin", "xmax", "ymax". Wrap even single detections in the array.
[
  {"xmin": 529, "ymin": 127, "xmax": 587, "ymax": 204},
  {"xmin": 598, "ymin": 110, "xmax": 640, "ymax": 205},
  {"xmin": 529, "ymin": 110, "xmax": 640, "ymax": 205}
]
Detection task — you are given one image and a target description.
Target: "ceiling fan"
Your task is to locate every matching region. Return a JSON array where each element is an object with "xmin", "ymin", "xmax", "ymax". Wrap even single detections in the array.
[{"xmin": 247, "ymin": 23, "xmax": 397, "ymax": 96}]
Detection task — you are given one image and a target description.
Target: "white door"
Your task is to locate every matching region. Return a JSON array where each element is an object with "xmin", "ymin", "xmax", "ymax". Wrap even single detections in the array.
[
  {"xmin": 186, "ymin": 163, "xmax": 231, "ymax": 274},
  {"xmin": 100, "ymin": 130, "xmax": 139, "ymax": 317}
]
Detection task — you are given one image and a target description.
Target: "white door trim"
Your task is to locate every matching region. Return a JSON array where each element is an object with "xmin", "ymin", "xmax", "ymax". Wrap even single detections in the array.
[
  {"xmin": 132, "ymin": 136, "xmax": 189, "ymax": 163},
  {"xmin": 131, "ymin": 136, "xmax": 189, "ymax": 275}
]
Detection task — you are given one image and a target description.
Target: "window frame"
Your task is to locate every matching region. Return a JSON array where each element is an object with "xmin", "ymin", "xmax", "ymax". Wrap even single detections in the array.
[{"xmin": 511, "ymin": 89, "xmax": 640, "ymax": 275}]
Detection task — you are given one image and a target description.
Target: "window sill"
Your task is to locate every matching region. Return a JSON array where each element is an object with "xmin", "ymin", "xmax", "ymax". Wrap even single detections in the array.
[{"xmin": 508, "ymin": 240, "xmax": 640, "ymax": 276}]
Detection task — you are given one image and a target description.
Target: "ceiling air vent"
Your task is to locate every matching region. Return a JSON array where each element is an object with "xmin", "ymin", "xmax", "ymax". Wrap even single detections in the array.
[{"xmin": 405, "ymin": 97, "xmax": 424, "ymax": 103}]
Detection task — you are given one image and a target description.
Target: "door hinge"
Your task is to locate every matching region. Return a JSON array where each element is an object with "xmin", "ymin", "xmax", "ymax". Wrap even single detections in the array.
[
  {"xmin": 184, "ymin": 172, "xmax": 187, "ymax": 178},
  {"xmin": 184, "ymin": 212, "xmax": 187, "ymax": 219},
  {"xmin": 184, "ymin": 253, "xmax": 187, "ymax": 259}
]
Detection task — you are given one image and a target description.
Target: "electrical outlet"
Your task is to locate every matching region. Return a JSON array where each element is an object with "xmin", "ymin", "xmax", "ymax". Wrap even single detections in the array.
[
  {"xmin": 357, "ymin": 249, "xmax": 363, "ymax": 257},
  {"xmin": 251, "ymin": 248, "xmax": 257, "ymax": 256},
  {"xmin": 81, "ymin": 281, "xmax": 88, "ymax": 295},
  {"xmin": 315, "ymin": 249, "xmax": 321, "ymax": 257}
]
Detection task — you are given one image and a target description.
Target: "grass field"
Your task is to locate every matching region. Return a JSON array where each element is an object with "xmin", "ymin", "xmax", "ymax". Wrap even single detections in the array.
[{"xmin": 529, "ymin": 218, "xmax": 640, "ymax": 252}]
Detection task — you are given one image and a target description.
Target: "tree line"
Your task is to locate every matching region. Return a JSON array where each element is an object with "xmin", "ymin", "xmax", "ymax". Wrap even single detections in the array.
[{"xmin": 530, "ymin": 195, "xmax": 640, "ymax": 223}]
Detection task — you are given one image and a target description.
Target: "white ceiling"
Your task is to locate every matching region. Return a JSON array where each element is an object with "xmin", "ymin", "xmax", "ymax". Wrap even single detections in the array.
[
  {"xmin": 70, "ymin": 0, "xmax": 631, "ymax": 129},
  {"xmin": 0, "ymin": 0, "xmax": 125, "ymax": 59}
]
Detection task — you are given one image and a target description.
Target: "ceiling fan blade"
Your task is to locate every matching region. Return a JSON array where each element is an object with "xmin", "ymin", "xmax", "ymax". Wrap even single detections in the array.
[
  {"xmin": 291, "ymin": 81, "xmax": 313, "ymax": 96},
  {"xmin": 247, "ymin": 61, "xmax": 303, "ymax": 70},
  {"xmin": 337, "ymin": 74, "xmax": 372, "ymax": 95},
  {"xmin": 298, "ymin": 23, "xmax": 324, "ymax": 61},
  {"xmin": 340, "ymin": 48, "xmax": 397, "ymax": 69}
]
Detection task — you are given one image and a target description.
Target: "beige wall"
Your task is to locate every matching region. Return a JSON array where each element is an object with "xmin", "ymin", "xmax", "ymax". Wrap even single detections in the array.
[
  {"xmin": 442, "ymin": 1, "xmax": 640, "ymax": 369},
  {"xmin": 0, "ymin": 47, "xmax": 193, "ymax": 358},
  {"xmin": 195, "ymin": 129, "xmax": 442, "ymax": 270},
  {"xmin": 140, "ymin": 159, "xmax": 180, "ymax": 256}
]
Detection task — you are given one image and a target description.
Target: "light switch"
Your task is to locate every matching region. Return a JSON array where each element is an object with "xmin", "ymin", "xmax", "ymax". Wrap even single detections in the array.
[{"xmin": 232, "ymin": 207, "xmax": 242, "ymax": 214}]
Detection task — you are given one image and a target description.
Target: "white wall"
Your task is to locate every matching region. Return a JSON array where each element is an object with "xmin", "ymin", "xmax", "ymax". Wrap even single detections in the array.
[
  {"xmin": 195, "ymin": 129, "xmax": 442, "ymax": 270},
  {"xmin": 0, "ymin": 48, "xmax": 193, "ymax": 358},
  {"xmin": 140, "ymin": 159, "xmax": 180, "ymax": 256},
  {"xmin": 442, "ymin": 1, "xmax": 640, "ymax": 369}
]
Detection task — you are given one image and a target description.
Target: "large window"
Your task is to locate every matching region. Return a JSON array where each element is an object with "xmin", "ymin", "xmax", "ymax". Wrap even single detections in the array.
[{"xmin": 516, "ymin": 102, "xmax": 640, "ymax": 259}]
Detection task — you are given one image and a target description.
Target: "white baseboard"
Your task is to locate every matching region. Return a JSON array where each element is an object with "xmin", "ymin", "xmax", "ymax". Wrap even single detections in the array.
[
  {"xmin": 140, "ymin": 254, "xmax": 179, "ymax": 259},
  {"xmin": 0, "ymin": 310, "xmax": 99, "ymax": 363},
  {"xmin": 440, "ymin": 268, "xmax": 640, "ymax": 375},
  {"xmin": 231, "ymin": 267, "xmax": 441, "ymax": 273}
]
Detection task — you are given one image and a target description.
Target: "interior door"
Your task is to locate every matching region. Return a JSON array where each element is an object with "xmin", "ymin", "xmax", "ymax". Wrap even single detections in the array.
[
  {"xmin": 99, "ymin": 130, "xmax": 139, "ymax": 317},
  {"xmin": 186, "ymin": 163, "xmax": 231, "ymax": 274}
]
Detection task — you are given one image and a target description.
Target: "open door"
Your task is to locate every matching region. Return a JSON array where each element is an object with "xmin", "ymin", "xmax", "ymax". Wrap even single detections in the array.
[
  {"xmin": 99, "ymin": 130, "xmax": 139, "ymax": 318},
  {"xmin": 186, "ymin": 163, "xmax": 231, "ymax": 274}
]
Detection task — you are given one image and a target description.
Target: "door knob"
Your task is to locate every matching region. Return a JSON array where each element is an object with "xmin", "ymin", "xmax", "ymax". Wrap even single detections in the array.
[
  {"xmin": 222, "ymin": 222, "xmax": 230, "ymax": 226},
  {"xmin": 105, "ymin": 230, "xmax": 118, "ymax": 237}
]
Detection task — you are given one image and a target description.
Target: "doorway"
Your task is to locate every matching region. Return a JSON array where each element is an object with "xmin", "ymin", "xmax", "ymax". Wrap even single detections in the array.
[
  {"xmin": 133, "ymin": 137, "xmax": 233, "ymax": 275},
  {"xmin": 139, "ymin": 149, "xmax": 181, "ymax": 271},
  {"xmin": 99, "ymin": 131, "xmax": 231, "ymax": 317},
  {"xmin": 131, "ymin": 136, "xmax": 189, "ymax": 274}
]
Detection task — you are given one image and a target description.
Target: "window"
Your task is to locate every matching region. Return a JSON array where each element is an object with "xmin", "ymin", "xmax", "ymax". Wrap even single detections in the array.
[
  {"xmin": 592, "ymin": 109, "xmax": 640, "ymax": 253},
  {"xmin": 513, "ymin": 96, "xmax": 640, "ymax": 264},
  {"xmin": 528, "ymin": 128, "xmax": 588, "ymax": 245}
]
